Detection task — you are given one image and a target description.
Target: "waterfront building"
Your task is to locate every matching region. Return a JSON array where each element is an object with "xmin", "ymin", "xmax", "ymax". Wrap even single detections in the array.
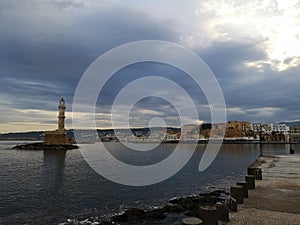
[
  {"xmin": 269, "ymin": 123, "xmax": 289, "ymax": 135},
  {"xmin": 199, "ymin": 123, "xmax": 226, "ymax": 139},
  {"xmin": 164, "ymin": 131, "xmax": 180, "ymax": 141},
  {"xmin": 251, "ymin": 123, "xmax": 290, "ymax": 142},
  {"xmin": 252, "ymin": 123, "xmax": 264, "ymax": 133},
  {"xmin": 211, "ymin": 123, "xmax": 226, "ymax": 138},
  {"xmin": 180, "ymin": 124, "xmax": 200, "ymax": 140},
  {"xmin": 290, "ymin": 125, "xmax": 300, "ymax": 142},
  {"xmin": 255, "ymin": 123, "xmax": 290, "ymax": 135},
  {"xmin": 226, "ymin": 121, "xmax": 252, "ymax": 138}
]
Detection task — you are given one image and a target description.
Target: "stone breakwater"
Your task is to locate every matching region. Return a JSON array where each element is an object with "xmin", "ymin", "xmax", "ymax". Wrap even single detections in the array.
[
  {"xmin": 227, "ymin": 154, "xmax": 300, "ymax": 225},
  {"xmin": 59, "ymin": 190, "xmax": 232, "ymax": 225},
  {"xmin": 59, "ymin": 154, "xmax": 300, "ymax": 225},
  {"xmin": 57, "ymin": 157, "xmax": 258, "ymax": 225},
  {"xmin": 13, "ymin": 142, "xmax": 79, "ymax": 150}
]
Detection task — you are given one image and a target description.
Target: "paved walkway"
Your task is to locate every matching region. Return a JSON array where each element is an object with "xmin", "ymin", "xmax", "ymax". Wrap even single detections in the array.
[{"xmin": 227, "ymin": 154, "xmax": 300, "ymax": 225}]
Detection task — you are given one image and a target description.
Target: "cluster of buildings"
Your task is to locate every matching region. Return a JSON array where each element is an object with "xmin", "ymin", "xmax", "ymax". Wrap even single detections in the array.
[
  {"xmin": 95, "ymin": 121, "xmax": 300, "ymax": 143},
  {"xmin": 41, "ymin": 98, "xmax": 300, "ymax": 144},
  {"xmin": 178, "ymin": 121, "xmax": 300, "ymax": 142}
]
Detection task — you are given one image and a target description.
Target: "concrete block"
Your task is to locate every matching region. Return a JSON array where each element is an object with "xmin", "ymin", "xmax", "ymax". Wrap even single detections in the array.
[
  {"xmin": 236, "ymin": 181, "xmax": 248, "ymax": 198},
  {"xmin": 245, "ymin": 175, "xmax": 255, "ymax": 189},
  {"xmin": 230, "ymin": 186, "xmax": 244, "ymax": 204}
]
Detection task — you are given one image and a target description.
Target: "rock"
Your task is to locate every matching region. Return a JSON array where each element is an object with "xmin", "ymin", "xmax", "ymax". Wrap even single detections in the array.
[
  {"xmin": 65, "ymin": 218, "xmax": 79, "ymax": 224},
  {"xmin": 79, "ymin": 219, "xmax": 92, "ymax": 225},
  {"xmin": 181, "ymin": 197, "xmax": 199, "ymax": 210},
  {"xmin": 199, "ymin": 195, "xmax": 221, "ymax": 205},
  {"xmin": 181, "ymin": 217, "xmax": 203, "ymax": 225},
  {"xmin": 169, "ymin": 196, "xmax": 180, "ymax": 204},
  {"xmin": 99, "ymin": 222, "xmax": 112, "ymax": 225},
  {"xmin": 112, "ymin": 208, "xmax": 146, "ymax": 222},
  {"xmin": 145, "ymin": 208, "xmax": 167, "ymax": 221},
  {"xmin": 215, "ymin": 201, "xmax": 229, "ymax": 222},
  {"xmin": 163, "ymin": 204, "xmax": 185, "ymax": 213},
  {"xmin": 112, "ymin": 206, "xmax": 167, "ymax": 223},
  {"xmin": 208, "ymin": 190, "xmax": 226, "ymax": 196},
  {"xmin": 12, "ymin": 142, "xmax": 79, "ymax": 150},
  {"xmin": 198, "ymin": 206, "xmax": 218, "ymax": 225},
  {"xmin": 225, "ymin": 197, "xmax": 237, "ymax": 212},
  {"xmin": 61, "ymin": 190, "xmax": 228, "ymax": 225}
]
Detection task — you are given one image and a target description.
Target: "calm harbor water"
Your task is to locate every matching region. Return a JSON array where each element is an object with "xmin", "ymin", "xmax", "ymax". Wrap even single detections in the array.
[{"xmin": 0, "ymin": 141, "xmax": 298, "ymax": 224}]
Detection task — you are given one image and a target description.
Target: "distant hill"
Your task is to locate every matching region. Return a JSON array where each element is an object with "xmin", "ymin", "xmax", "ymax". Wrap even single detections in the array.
[
  {"xmin": 0, "ymin": 130, "xmax": 77, "ymax": 141},
  {"xmin": 0, "ymin": 131, "xmax": 44, "ymax": 140},
  {"xmin": 0, "ymin": 127, "xmax": 181, "ymax": 141},
  {"xmin": 279, "ymin": 121, "xmax": 300, "ymax": 127}
]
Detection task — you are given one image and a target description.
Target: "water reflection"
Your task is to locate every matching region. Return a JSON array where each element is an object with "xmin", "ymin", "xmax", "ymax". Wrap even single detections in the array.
[{"xmin": 43, "ymin": 150, "xmax": 66, "ymax": 191}]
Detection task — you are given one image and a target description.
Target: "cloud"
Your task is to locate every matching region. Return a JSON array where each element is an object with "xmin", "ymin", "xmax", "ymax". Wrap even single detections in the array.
[
  {"xmin": 0, "ymin": 0, "xmax": 181, "ymax": 132},
  {"xmin": 190, "ymin": 0, "xmax": 300, "ymax": 71},
  {"xmin": 0, "ymin": 0, "xmax": 300, "ymax": 132},
  {"xmin": 0, "ymin": 106, "xmax": 61, "ymax": 132},
  {"xmin": 0, "ymin": 0, "xmax": 178, "ymax": 82}
]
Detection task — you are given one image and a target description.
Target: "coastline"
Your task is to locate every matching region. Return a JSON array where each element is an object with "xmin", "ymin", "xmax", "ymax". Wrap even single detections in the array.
[
  {"xmin": 58, "ymin": 190, "xmax": 230, "ymax": 225},
  {"xmin": 2, "ymin": 141, "xmax": 298, "ymax": 225},
  {"xmin": 58, "ymin": 154, "xmax": 300, "ymax": 225},
  {"xmin": 227, "ymin": 154, "xmax": 300, "ymax": 225},
  {"xmin": 3, "ymin": 138, "xmax": 298, "ymax": 145}
]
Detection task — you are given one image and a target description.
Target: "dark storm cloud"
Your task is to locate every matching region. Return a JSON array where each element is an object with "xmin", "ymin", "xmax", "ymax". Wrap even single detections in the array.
[
  {"xmin": 230, "ymin": 65, "xmax": 300, "ymax": 113},
  {"xmin": 92, "ymin": 60, "xmax": 213, "ymax": 126},
  {"xmin": 1, "ymin": 0, "xmax": 300, "ymax": 132},
  {"xmin": 198, "ymin": 40, "xmax": 300, "ymax": 123},
  {"xmin": 0, "ymin": 0, "xmax": 178, "ymax": 111},
  {"xmin": 199, "ymin": 41, "xmax": 266, "ymax": 82}
]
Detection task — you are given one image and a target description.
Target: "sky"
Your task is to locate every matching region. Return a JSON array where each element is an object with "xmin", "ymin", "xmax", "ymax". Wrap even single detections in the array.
[{"xmin": 1, "ymin": 0, "xmax": 300, "ymax": 133}]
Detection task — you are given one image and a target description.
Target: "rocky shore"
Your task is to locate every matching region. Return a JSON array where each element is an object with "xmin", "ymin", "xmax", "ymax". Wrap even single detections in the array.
[
  {"xmin": 58, "ymin": 154, "xmax": 300, "ymax": 225},
  {"xmin": 13, "ymin": 142, "xmax": 79, "ymax": 150},
  {"xmin": 58, "ymin": 190, "xmax": 233, "ymax": 225}
]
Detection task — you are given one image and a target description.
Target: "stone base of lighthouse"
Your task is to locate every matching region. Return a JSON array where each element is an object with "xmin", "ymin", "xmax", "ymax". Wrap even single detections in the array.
[{"xmin": 44, "ymin": 130, "xmax": 68, "ymax": 145}]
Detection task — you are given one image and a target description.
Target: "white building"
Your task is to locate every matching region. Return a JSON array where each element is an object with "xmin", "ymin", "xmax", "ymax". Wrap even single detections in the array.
[
  {"xmin": 181, "ymin": 124, "xmax": 200, "ymax": 140},
  {"xmin": 269, "ymin": 123, "xmax": 289, "ymax": 135},
  {"xmin": 251, "ymin": 123, "xmax": 289, "ymax": 135},
  {"xmin": 252, "ymin": 124, "xmax": 264, "ymax": 133}
]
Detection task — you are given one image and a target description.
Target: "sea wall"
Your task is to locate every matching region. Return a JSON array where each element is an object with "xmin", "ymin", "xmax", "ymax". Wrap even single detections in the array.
[{"xmin": 44, "ymin": 132, "xmax": 68, "ymax": 145}]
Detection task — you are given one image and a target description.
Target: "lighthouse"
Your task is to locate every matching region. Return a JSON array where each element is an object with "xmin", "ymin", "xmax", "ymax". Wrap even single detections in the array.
[
  {"xmin": 44, "ymin": 98, "xmax": 68, "ymax": 145},
  {"xmin": 14, "ymin": 97, "xmax": 78, "ymax": 150},
  {"xmin": 58, "ymin": 98, "xmax": 66, "ymax": 133}
]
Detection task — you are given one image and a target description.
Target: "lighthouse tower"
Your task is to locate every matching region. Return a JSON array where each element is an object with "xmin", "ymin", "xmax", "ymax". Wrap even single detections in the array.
[
  {"xmin": 58, "ymin": 98, "xmax": 66, "ymax": 133},
  {"xmin": 44, "ymin": 98, "xmax": 68, "ymax": 145}
]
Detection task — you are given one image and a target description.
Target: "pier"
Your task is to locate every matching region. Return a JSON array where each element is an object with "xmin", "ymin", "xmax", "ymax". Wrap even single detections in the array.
[{"xmin": 228, "ymin": 155, "xmax": 300, "ymax": 225}]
